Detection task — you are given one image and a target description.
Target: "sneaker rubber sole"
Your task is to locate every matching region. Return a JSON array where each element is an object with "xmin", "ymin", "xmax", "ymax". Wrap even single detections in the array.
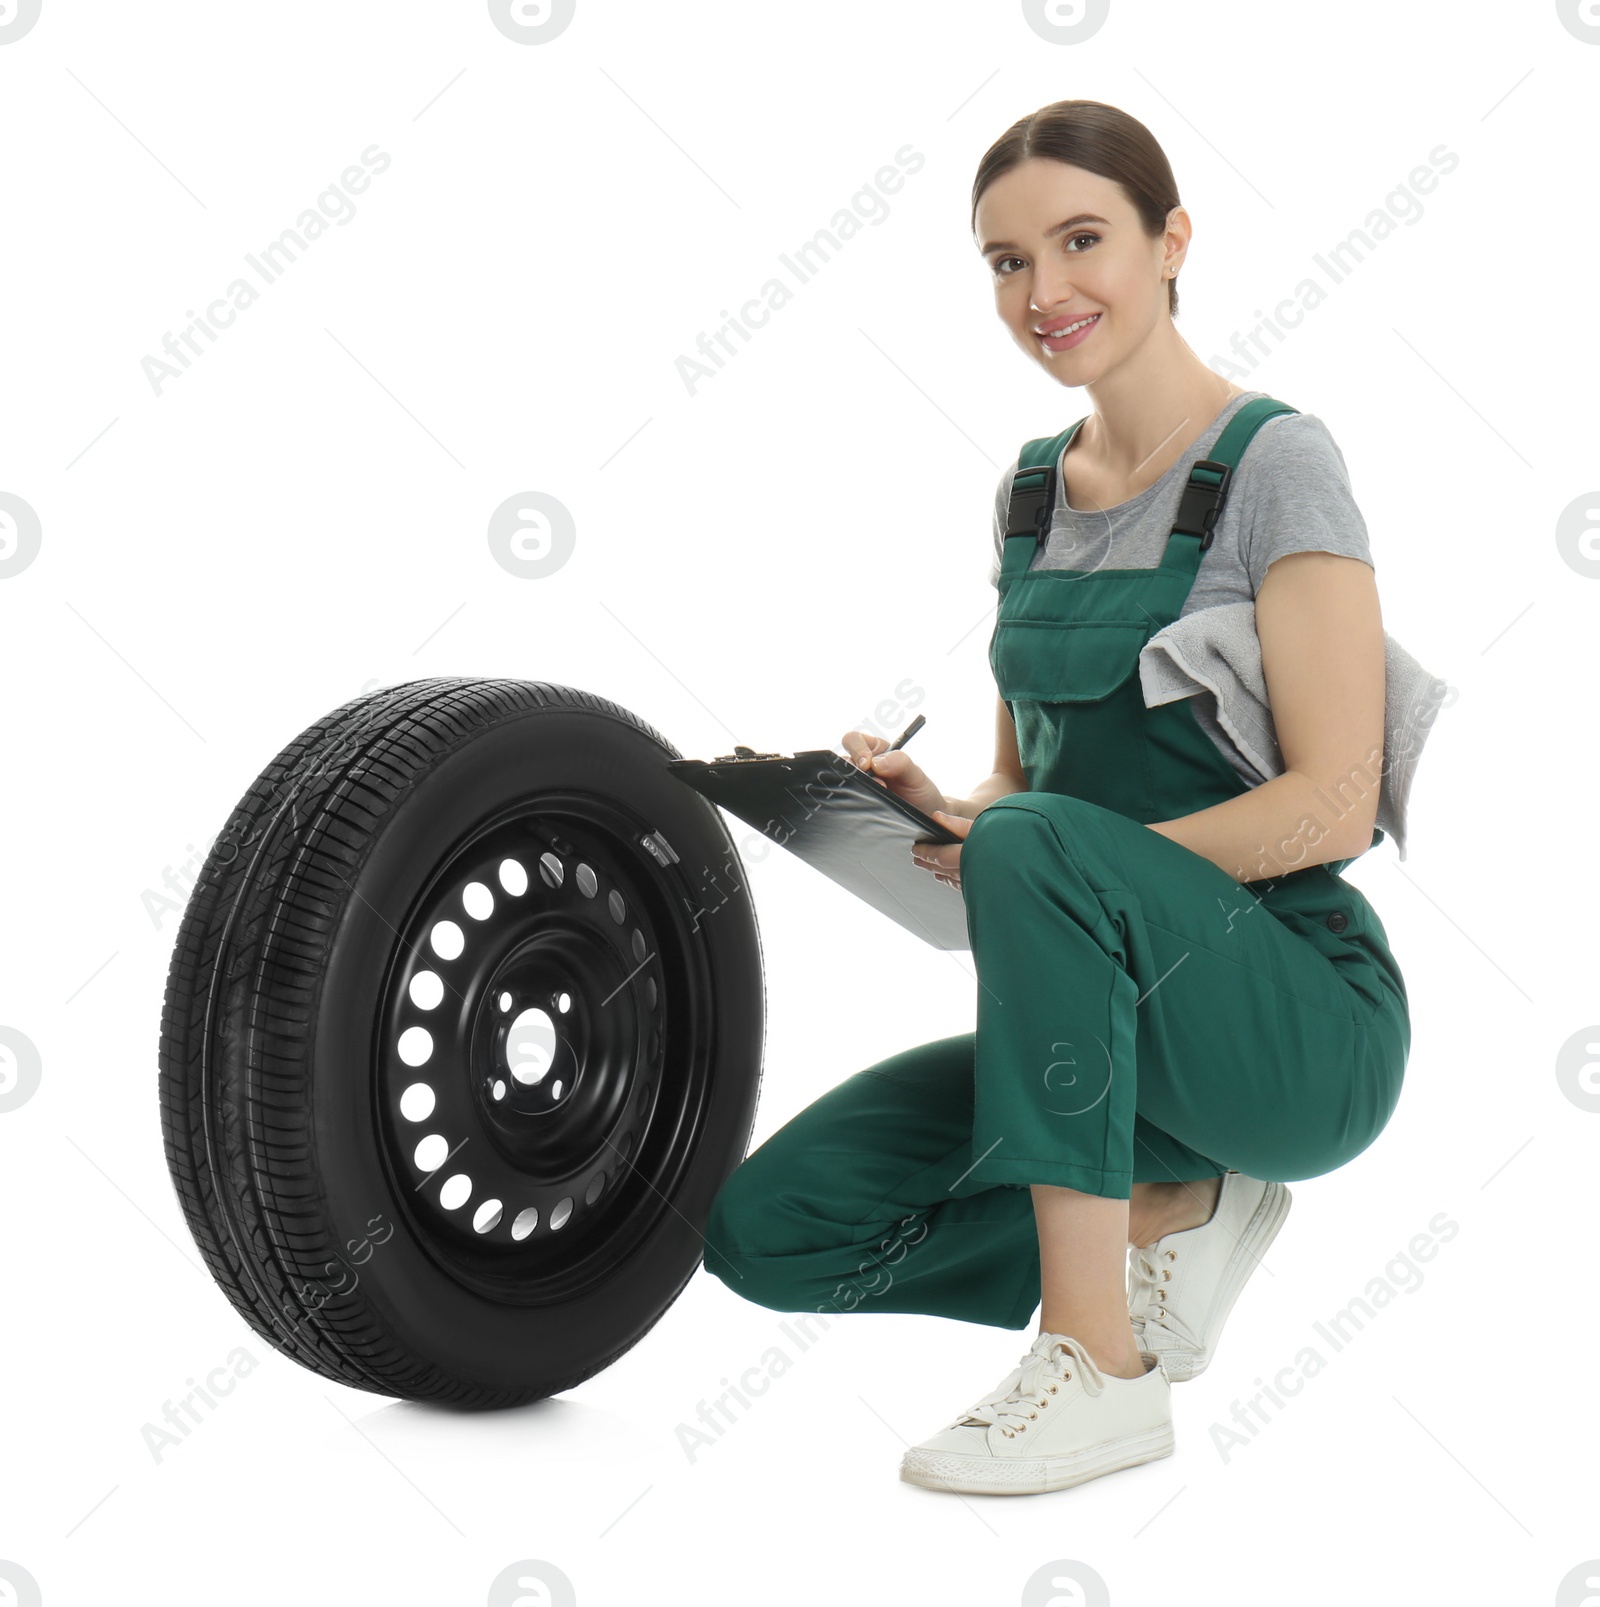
[{"xmin": 899, "ymin": 1422, "xmax": 1175, "ymax": 1496}]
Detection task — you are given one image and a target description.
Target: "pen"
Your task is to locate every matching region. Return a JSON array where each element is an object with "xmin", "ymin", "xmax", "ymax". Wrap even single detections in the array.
[{"xmin": 888, "ymin": 714, "xmax": 925, "ymax": 751}]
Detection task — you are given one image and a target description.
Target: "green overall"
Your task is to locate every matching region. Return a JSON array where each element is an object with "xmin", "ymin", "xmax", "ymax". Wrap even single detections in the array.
[{"xmin": 702, "ymin": 397, "xmax": 1410, "ymax": 1329}]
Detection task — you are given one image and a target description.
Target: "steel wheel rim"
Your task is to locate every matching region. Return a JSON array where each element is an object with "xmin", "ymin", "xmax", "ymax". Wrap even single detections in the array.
[{"xmin": 375, "ymin": 790, "xmax": 711, "ymax": 1304}]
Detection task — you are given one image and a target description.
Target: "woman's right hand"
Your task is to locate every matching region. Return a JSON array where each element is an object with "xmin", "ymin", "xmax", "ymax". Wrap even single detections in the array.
[{"xmin": 840, "ymin": 730, "xmax": 951, "ymax": 820}]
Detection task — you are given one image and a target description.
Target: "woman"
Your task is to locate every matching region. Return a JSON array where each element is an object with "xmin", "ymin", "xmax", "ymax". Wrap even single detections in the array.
[{"xmin": 700, "ymin": 99, "xmax": 1409, "ymax": 1498}]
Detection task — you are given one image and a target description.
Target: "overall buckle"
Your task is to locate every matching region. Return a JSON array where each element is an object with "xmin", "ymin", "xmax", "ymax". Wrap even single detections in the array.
[
  {"xmin": 1005, "ymin": 464, "xmax": 1055, "ymax": 542},
  {"xmin": 1173, "ymin": 459, "xmax": 1233, "ymax": 551}
]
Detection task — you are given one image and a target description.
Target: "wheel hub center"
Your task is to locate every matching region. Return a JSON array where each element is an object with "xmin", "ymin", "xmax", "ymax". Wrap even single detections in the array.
[
  {"xmin": 495, "ymin": 999, "xmax": 578, "ymax": 1113},
  {"xmin": 470, "ymin": 926, "xmax": 636, "ymax": 1173}
]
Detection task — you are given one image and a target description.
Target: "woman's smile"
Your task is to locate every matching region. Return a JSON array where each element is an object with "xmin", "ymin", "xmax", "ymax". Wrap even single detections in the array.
[{"xmin": 1036, "ymin": 312, "xmax": 1102, "ymax": 353}]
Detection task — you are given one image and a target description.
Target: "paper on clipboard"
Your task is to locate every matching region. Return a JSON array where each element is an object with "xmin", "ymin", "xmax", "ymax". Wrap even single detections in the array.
[{"xmin": 665, "ymin": 746, "xmax": 972, "ymax": 950}]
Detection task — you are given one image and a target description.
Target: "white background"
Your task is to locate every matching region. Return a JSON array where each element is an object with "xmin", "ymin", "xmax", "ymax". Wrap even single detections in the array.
[{"xmin": 2, "ymin": 2, "xmax": 1597, "ymax": 1604}]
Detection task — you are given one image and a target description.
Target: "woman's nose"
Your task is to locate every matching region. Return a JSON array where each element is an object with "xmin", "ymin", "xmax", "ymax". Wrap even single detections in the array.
[{"xmin": 1027, "ymin": 266, "xmax": 1084, "ymax": 316}]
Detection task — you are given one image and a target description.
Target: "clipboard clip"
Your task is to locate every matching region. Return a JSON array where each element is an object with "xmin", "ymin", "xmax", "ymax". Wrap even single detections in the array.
[
  {"xmin": 711, "ymin": 745, "xmax": 784, "ymax": 763},
  {"xmin": 711, "ymin": 745, "xmax": 837, "ymax": 765}
]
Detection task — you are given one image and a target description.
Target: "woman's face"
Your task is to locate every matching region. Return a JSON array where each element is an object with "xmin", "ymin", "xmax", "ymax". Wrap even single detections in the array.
[{"xmin": 974, "ymin": 158, "xmax": 1181, "ymax": 383}]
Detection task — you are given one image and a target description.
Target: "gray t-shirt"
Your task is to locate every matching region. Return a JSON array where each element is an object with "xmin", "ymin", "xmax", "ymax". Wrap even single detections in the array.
[{"xmin": 988, "ymin": 390, "xmax": 1373, "ymax": 608}]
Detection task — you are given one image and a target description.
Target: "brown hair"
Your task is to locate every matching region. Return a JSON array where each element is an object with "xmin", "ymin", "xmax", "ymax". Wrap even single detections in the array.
[{"xmin": 971, "ymin": 100, "xmax": 1183, "ymax": 317}]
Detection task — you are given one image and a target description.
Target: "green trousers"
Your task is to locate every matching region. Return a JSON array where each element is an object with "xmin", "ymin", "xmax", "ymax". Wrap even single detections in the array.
[{"xmin": 701, "ymin": 791, "xmax": 1409, "ymax": 1330}]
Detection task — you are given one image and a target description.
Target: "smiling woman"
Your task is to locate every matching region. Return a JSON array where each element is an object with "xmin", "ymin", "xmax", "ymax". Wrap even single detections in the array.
[{"xmin": 698, "ymin": 98, "xmax": 1412, "ymax": 1502}]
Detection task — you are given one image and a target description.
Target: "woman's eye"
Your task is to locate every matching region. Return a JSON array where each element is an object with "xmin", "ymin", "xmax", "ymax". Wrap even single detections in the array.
[{"xmin": 994, "ymin": 233, "xmax": 1099, "ymax": 276}]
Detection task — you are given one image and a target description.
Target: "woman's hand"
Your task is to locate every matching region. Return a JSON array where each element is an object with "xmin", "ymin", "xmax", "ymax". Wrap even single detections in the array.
[
  {"xmin": 912, "ymin": 808, "xmax": 972, "ymax": 890},
  {"xmin": 841, "ymin": 729, "xmax": 948, "ymax": 816},
  {"xmin": 841, "ymin": 729, "xmax": 973, "ymax": 890}
]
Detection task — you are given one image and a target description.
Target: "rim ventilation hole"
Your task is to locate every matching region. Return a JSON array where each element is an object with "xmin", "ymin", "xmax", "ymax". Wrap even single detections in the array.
[
  {"xmin": 646, "ymin": 977, "xmax": 657, "ymax": 1010},
  {"xmin": 409, "ymin": 970, "xmax": 444, "ymax": 1010},
  {"xmin": 462, "ymin": 881, "xmax": 494, "ymax": 921},
  {"xmin": 556, "ymin": 992, "xmax": 571, "ymax": 1014},
  {"xmin": 498, "ymin": 990, "xmax": 513, "ymax": 1012},
  {"xmin": 473, "ymin": 1199, "xmax": 503, "ymax": 1234},
  {"xmin": 414, "ymin": 1133, "xmax": 448, "ymax": 1171},
  {"xmin": 549, "ymin": 1196, "xmax": 574, "ymax": 1230},
  {"xmin": 584, "ymin": 1172, "xmax": 606, "ymax": 1205},
  {"xmin": 498, "ymin": 857, "xmax": 529, "ymax": 896},
  {"xmin": 608, "ymin": 889, "xmax": 626, "ymax": 924},
  {"xmin": 439, "ymin": 1173, "xmax": 472, "ymax": 1211},
  {"xmin": 399, "ymin": 1083, "xmax": 436, "ymax": 1123},
  {"xmin": 618, "ymin": 1129, "xmax": 634, "ymax": 1158},
  {"xmin": 506, "ymin": 1008, "xmax": 556, "ymax": 1086},
  {"xmin": 551, "ymin": 1078, "xmax": 564, "ymax": 1099},
  {"xmin": 397, "ymin": 1026, "xmax": 433, "ymax": 1068},
  {"xmin": 511, "ymin": 1206, "xmax": 539, "ymax": 1240},
  {"xmin": 538, "ymin": 852, "xmax": 563, "ymax": 889},
  {"xmin": 491, "ymin": 1079, "xmax": 506, "ymax": 1101},
  {"xmin": 430, "ymin": 920, "xmax": 465, "ymax": 960},
  {"xmin": 631, "ymin": 928, "xmax": 647, "ymax": 963},
  {"xmin": 575, "ymin": 862, "xmax": 598, "ymax": 898}
]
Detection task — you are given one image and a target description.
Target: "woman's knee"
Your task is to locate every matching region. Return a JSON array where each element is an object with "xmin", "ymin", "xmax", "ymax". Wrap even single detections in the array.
[
  {"xmin": 700, "ymin": 1148, "xmax": 814, "ymax": 1312},
  {"xmin": 963, "ymin": 796, "xmax": 1069, "ymax": 888},
  {"xmin": 702, "ymin": 1154, "xmax": 765, "ymax": 1270},
  {"xmin": 700, "ymin": 1051, "xmax": 974, "ymax": 1310}
]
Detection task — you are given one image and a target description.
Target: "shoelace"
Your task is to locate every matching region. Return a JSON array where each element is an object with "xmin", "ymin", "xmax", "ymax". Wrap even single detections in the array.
[
  {"xmin": 953, "ymin": 1334, "xmax": 1105, "ymax": 1437},
  {"xmin": 1128, "ymin": 1243, "xmax": 1201, "ymax": 1349}
]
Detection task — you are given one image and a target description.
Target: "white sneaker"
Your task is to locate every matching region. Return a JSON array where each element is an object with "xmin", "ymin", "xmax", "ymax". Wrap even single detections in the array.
[
  {"xmin": 899, "ymin": 1332, "xmax": 1174, "ymax": 1496},
  {"xmin": 1128, "ymin": 1171, "xmax": 1292, "ymax": 1383}
]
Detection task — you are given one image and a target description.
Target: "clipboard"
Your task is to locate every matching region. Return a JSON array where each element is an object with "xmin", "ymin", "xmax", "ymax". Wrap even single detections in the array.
[{"xmin": 666, "ymin": 745, "xmax": 972, "ymax": 951}]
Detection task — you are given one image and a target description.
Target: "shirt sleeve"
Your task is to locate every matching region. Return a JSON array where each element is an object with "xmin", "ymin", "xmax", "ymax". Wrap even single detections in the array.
[
  {"xmin": 989, "ymin": 455, "xmax": 1019, "ymax": 588},
  {"xmin": 1240, "ymin": 413, "xmax": 1374, "ymax": 594}
]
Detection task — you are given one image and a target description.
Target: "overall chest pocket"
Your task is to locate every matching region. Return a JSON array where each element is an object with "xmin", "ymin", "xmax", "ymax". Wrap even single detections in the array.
[{"xmin": 989, "ymin": 617, "xmax": 1151, "ymax": 705}]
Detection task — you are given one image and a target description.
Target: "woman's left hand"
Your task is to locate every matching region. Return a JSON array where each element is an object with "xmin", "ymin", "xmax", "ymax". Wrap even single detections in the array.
[{"xmin": 912, "ymin": 809, "xmax": 973, "ymax": 890}]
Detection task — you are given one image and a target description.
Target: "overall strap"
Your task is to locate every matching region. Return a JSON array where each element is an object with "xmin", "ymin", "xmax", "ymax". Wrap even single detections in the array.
[
  {"xmin": 1003, "ymin": 417, "xmax": 1089, "ymax": 547},
  {"xmin": 1157, "ymin": 396, "xmax": 1299, "ymax": 573},
  {"xmin": 996, "ymin": 417, "xmax": 1087, "ymax": 585}
]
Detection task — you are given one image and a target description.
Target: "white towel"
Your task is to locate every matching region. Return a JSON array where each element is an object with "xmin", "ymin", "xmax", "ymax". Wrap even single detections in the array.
[{"xmin": 1137, "ymin": 601, "xmax": 1447, "ymax": 862}]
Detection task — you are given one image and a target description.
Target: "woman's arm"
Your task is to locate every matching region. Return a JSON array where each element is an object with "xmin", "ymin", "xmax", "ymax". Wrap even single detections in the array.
[
  {"xmin": 942, "ymin": 695, "xmax": 1030, "ymax": 817},
  {"xmin": 1146, "ymin": 550, "xmax": 1385, "ymax": 881}
]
